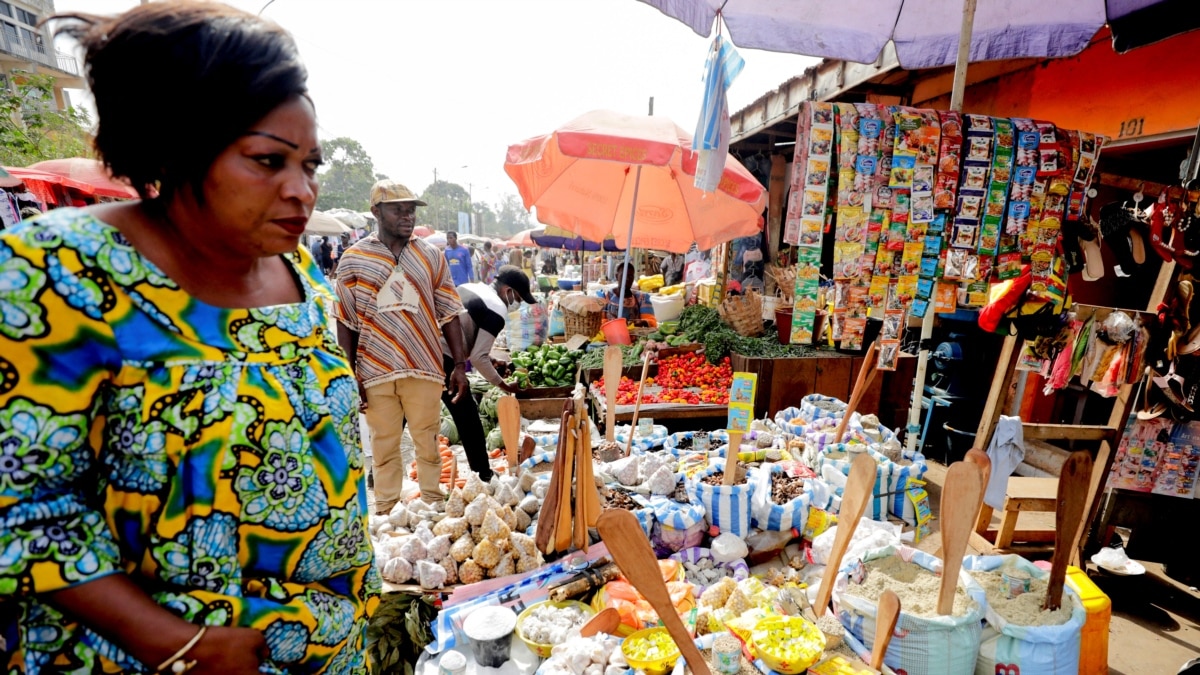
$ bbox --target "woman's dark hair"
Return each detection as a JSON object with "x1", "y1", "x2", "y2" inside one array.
[{"x1": 53, "y1": 1, "x2": 308, "y2": 201}]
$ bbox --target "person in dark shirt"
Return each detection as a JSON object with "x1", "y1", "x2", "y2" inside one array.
[{"x1": 435, "y1": 265, "x2": 537, "y2": 479}]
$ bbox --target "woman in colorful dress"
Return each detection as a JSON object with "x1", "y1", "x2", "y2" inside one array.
[{"x1": 0, "y1": 2, "x2": 377, "y2": 673}]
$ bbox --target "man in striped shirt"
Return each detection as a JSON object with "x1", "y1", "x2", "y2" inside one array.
[{"x1": 335, "y1": 180, "x2": 469, "y2": 512}]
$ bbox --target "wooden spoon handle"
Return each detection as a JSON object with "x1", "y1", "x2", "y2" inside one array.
[
  {"x1": 624, "y1": 350, "x2": 653, "y2": 457},
  {"x1": 814, "y1": 453, "x2": 877, "y2": 615},
  {"x1": 1046, "y1": 451, "x2": 1093, "y2": 610},
  {"x1": 871, "y1": 589, "x2": 900, "y2": 670},
  {"x1": 938, "y1": 461, "x2": 982, "y2": 615},
  {"x1": 834, "y1": 341, "x2": 879, "y2": 443},
  {"x1": 597, "y1": 510, "x2": 711, "y2": 675}
]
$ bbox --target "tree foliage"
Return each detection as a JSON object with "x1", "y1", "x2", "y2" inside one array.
[
  {"x1": 419, "y1": 180, "x2": 474, "y2": 233},
  {"x1": 493, "y1": 194, "x2": 533, "y2": 237},
  {"x1": 316, "y1": 137, "x2": 383, "y2": 212},
  {"x1": 0, "y1": 71, "x2": 93, "y2": 167}
]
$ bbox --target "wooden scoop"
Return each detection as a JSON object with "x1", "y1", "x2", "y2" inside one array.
[
  {"x1": 723, "y1": 430, "x2": 744, "y2": 486},
  {"x1": 937, "y1": 461, "x2": 983, "y2": 615},
  {"x1": 555, "y1": 416, "x2": 578, "y2": 553},
  {"x1": 814, "y1": 452, "x2": 877, "y2": 616},
  {"x1": 497, "y1": 395, "x2": 521, "y2": 468},
  {"x1": 1045, "y1": 451, "x2": 1093, "y2": 610},
  {"x1": 535, "y1": 407, "x2": 571, "y2": 554},
  {"x1": 871, "y1": 589, "x2": 900, "y2": 670},
  {"x1": 597, "y1": 509, "x2": 711, "y2": 675},
  {"x1": 624, "y1": 349, "x2": 654, "y2": 457},
  {"x1": 579, "y1": 607, "x2": 620, "y2": 637},
  {"x1": 603, "y1": 346, "x2": 622, "y2": 442},
  {"x1": 965, "y1": 447, "x2": 992, "y2": 528},
  {"x1": 834, "y1": 341, "x2": 879, "y2": 444}
]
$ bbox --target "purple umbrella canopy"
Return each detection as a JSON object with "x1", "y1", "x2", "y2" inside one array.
[{"x1": 639, "y1": 0, "x2": 1195, "y2": 68}]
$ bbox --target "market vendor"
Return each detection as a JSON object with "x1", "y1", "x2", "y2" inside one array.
[
  {"x1": 603, "y1": 262, "x2": 657, "y2": 327},
  {"x1": 436, "y1": 265, "x2": 538, "y2": 480}
]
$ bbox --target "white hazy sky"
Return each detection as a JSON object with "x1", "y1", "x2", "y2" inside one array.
[{"x1": 51, "y1": 0, "x2": 817, "y2": 210}]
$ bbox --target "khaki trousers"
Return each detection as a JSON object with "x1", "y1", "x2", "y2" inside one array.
[{"x1": 364, "y1": 377, "x2": 444, "y2": 512}]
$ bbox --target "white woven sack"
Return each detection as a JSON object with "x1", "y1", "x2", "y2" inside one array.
[
  {"x1": 964, "y1": 555, "x2": 1085, "y2": 675},
  {"x1": 687, "y1": 458, "x2": 755, "y2": 536},
  {"x1": 834, "y1": 545, "x2": 986, "y2": 675}
]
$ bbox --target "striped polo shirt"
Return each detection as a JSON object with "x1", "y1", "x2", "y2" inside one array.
[{"x1": 335, "y1": 233, "x2": 463, "y2": 387}]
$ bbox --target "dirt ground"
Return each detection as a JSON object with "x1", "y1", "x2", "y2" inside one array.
[{"x1": 917, "y1": 460, "x2": 1200, "y2": 673}]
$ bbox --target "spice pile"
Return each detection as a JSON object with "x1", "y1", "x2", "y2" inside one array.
[
  {"x1": 771, "y1": 474, "x2": 807, "y2": 505},
  {"x1": 843, "y1": 556, "x2": 977, "y2": 617},
  {"x1": 603, "y1": 486, "x2": 641, "y2": 511},
  {"x1": 971, "y1": 569, "x2": 1074, "y2": 627},
  {"x1": 700, "y1": 469, "x2": 746, "y2": 486}
]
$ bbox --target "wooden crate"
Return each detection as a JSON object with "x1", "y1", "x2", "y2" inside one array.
[
  {"x1": 516, "y1": 397, "x2": 572, "y2": 421},
  {"x1": 729, "y1": 351, "x2": 916, "y2": 429}
]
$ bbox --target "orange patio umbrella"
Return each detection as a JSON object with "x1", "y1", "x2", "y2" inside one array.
[{"x1": 503, "y1": 109, "x2": 766, "y2": 254}]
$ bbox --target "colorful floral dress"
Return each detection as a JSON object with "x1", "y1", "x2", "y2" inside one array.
[{"x1": 0, "y1": 209, "x2": 379, "y2": 674}]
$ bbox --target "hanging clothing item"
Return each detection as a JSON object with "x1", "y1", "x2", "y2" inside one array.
[
  {"x1": 1044, "y1": 325, "x2": 1077, "y2": 394},
  {"x1": 693, "y1": 33, "x2": 744, "y2": 192},
  {"x1": 985, "y1": 415, "x2": 1027, "y2": 510}
]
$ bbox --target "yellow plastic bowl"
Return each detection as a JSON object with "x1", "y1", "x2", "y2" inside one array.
[
  {"x1": 750, "y1": 615, "x2": 826, "y2": 674},
  {"x1": 515, "y1": 600, "x2": 595, "y2": 658},
  {"x1": 621, "y1": 626, "x2": 681, "y2": 675}
]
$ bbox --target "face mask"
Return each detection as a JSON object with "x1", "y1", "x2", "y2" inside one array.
[{"x1": 505, "y1": 291, "x2": 521, "y2": 312}]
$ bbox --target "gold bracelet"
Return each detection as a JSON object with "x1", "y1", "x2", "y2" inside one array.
[{"x1": 155, "y1": 625, "x2": 206, "y2": 674}]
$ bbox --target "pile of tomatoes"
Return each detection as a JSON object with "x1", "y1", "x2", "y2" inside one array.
[
  {"x1": 650, "y1": 354, "x2": 733, "y2": 391},
  {"x1": 595, "y1": 353, "x2": 733, "y2": 406}
]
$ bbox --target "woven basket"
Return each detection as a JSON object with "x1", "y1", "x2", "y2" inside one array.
[
  {"x1": 718, "y1": 289, "x2": 765, "y2": 337},
  {"x1": 562, "y1": 307, "x2": 603, "y2": 338}
]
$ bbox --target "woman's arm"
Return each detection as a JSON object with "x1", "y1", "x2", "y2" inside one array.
[{"x1": 49, "y1": 575, "x2": 267, "y2": 673}]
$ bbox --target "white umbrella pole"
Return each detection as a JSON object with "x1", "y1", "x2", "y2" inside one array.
[
  {"x1": 617, "y1": 165, "x2": 644, "y2": 321},
  {"x1": 905, "y1": 0, "x2": 976, "y2": 455}
]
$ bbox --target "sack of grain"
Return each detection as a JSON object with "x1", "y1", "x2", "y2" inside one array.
[
  {"x1": 749, "y1": 463, "x2": 817, "y2": 533},
  {"x1": 963, "y1": 555, "x2": 1086, "y2": 675},
  {"x1": 774, "y1": 405, "x2": 810, "y2": 435},
  {"x1": 833, "y1": 545, "x2": 986, "y2": 675},
  {"x1": 668, "y1": 546, "x2": 750, "y2": 599},
  {"x1": 647, "y1": 496, "x2": 707, "y2": 556},
  {"x1": 688, "y1": 459, "x2": 756, "y2": 537},
  {"x1": 800, "y1": 394, "x2": 848, "y2": 422},
  {"x1": 884, "y1": 449, "x2": 929, "y2": 525},
  {"x1": 614, "y1": 423, "x2": 669, "y2": 453},
  {"x1": 821, "y1": 444, "x2": 893, "y2": 520}
]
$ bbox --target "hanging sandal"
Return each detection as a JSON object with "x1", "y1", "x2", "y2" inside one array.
[
  {"x1": 1153, "y1": 361, "x2": 1194, "y2": 412},
  {"x1": 1137, "y1": 366, "x2": 1167, "y2": 420},
  {"x1": 1077, "y1": 217, "x2": 1105, "y2": 282}
]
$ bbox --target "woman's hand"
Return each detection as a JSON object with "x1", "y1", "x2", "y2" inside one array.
[{"x1": 189, "y1": 626, "x2": 269, "y2": 675}]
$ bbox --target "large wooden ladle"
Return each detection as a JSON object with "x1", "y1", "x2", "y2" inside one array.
[
  {"x1": 603, "y1": 346, "x2": 622, "y2": 442},
  {"x1": 813, "y1": 453, "x2": 878, "y2": 616},
  {"x1": 937, "y1": 461, "x2": 983, "y2": 615},
  {"x1": 871, "y1": 589, "x2": 900, "y2": 670},
  {"x1": 1045, "y1": 451, "x2": 1093, "y2": 610},
  {"x1": 597, "y1": 509, "x2": 711, "y2": 675},
  {"x1": 833, "y1": 341, "x2": 879, "y2": 444}
]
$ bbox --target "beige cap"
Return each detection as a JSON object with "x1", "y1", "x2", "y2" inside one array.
[{"x1": 370, "y1": 180, "x2": 427, "y2": 206}]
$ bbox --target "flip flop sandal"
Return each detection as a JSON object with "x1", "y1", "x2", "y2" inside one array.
[
  {"x1": 1078, "y1": 218, "x2": 1105, "y2": 282},
  {"x1": 1136, "y1": 366, "x2": 1167, "y2": 420},
  {"x1": 1153, "y1": 362, "x2": 1194, "y2": 412},
  {"x1": 1129, "y1": 226, "x2": 1147, "y2": 265},
  {"x1": 1099, "y1": 201, "x2": 1144, "y2": 276}
]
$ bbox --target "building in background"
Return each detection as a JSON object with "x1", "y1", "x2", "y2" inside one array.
[{"x1": 0, "y1": 0, "x2": 82, "y2": 110}]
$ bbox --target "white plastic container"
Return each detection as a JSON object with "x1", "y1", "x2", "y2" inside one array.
[{"x1": 651, "y1": 293, "x2": 685, "y2": 322}]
